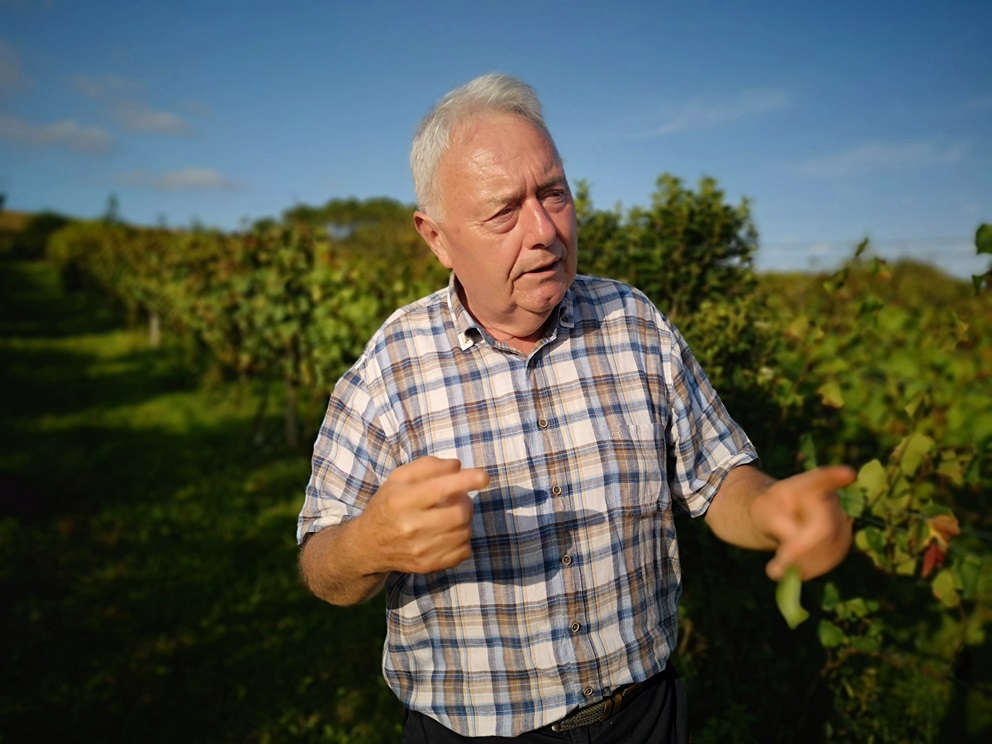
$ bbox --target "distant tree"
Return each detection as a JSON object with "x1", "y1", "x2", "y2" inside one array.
[
  {"x1": 13, "y1": 211, "x2": 73, "y2": 260},
  {"x1": 281, "y1": 196, "x2": 444, "y2": 290},
  {"x1": 974, "y1": 222, "x2": 991, "y2": 292},
  {"x1": 251, "y1": 216, "x2": 279, "y2": 232},
  {"x1": 282, "y1": 196, "x2": 415, "y2": 241},
  {"x1": 577, "y1": 174, "x2": 758, "y2": 318},
  {"x1": 103, "y1": 193, "x2": 121, "y2": 224}
]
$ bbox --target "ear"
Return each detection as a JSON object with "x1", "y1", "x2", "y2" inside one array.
[{"x1": 414, "y1": 211, "x2": 453, "y2": 270}]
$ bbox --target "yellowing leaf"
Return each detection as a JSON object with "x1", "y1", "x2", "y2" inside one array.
[
  {"x1": 785, "y1": 314, "x2": 823, "y2": 343},
  {"x1": 926, "y1": 514, "x2": 961, "y2": 548},
  {"x1": 921, "y1": 543, "x2": 946, "y2": 578},
  {"x1": 895, "y1": 557, "x2": 919, "y2": 577},
  {"x1": 818, "y1": 380, "x2": 844, "y2": 408},
  {"x1": 937, "y1": 450, "x2": 969, "y2": 486},
  {"x1": 932, "y1": 569, "x2": 960, "y2": 608},
  {"x1": 785, "y1": 314, "x2": 811, "y2": 341}
]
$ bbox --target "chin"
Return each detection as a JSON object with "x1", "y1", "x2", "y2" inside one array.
[{"x1": 530, "y1": 285, "x2": 569, "y2": 313}]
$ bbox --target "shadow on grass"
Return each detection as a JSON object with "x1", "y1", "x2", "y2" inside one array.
[
  {"x1": 2, "y1": 435, "x2": 402, "y2": 743},
  {"x1": 0, "y1": 260, "x2": 119, "y2": 338}
]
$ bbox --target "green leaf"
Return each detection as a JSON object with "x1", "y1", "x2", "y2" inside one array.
[
  {"x1": 820, "y1": 581, "x2": 841, "y2": 611},
  {"x1": 932, "y1": 569, "x2": 960, "y2": 608},
  {"x1": 856, "y1": 459, "x2": 888, "y2": 500},
  {"x1": 855, "y1": 526, "x2": 888, "y2": 570},
  {"x1": 776, "y1": 565, "x2": 810, "y2": 629},
  {"x1": 817, "y1": 380, "x2": 844, "y2": 408},
  {"x1": 850, "y1": 634, "x2": 881, "y2": 653},
  {"x1": 894, "y1": 431, "x2": 935, "y2": 477},
  {"x1": 894, "y1": 557, "x2": 918, "y2": 576},
  {"x1": 976, "y1": 223, "x2": 992, "y2": 255},
  {"x1": 798, "y1": 433, "x2": 818, "y2": 470},
  {"x1": 838, "y1": 485, "x2": 865, "y2": 518},
  {"x1": 823, "y1": 268, "x2": 848, "y2": 294},
  {"x1": 903, "y1": 389, "x2": 930, "y2": 420},
  {"x1": 954, "y1": 553, "x2": 984, "y2": 603},
  {"x1": 834, "y1": 597, "x2": 879, "y2": 620},
  {"x1": 857, "y1": 297, "x2": 885, "y2": 318},
  {"x1": 818, "y1": 619, "x2": 846, "y2": 648}
]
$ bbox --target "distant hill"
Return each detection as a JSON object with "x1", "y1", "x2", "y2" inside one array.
[{"x1": 0, "y1": 210, "x2": 31, "y2": 232}]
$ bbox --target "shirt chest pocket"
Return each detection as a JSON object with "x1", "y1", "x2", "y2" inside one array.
[{"x1": 587, "y1": 415, "x2": 667, "y2": 512}]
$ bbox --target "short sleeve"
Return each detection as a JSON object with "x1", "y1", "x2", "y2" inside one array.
[
  {"x1": 296, "y1": 368, "x2": 397, "y2": 544},
  {"x1": 663, "y1": 323, "x2": 758, "y2": 516}
]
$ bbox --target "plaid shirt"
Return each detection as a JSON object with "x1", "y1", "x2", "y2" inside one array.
[{"x1": 299, "y1": 274, "x2": 757, "y2": 737}]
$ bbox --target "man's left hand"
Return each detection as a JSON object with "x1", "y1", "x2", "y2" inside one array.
[{"x1": 751, "y1": 466, "x2": 856, "y2": 581}]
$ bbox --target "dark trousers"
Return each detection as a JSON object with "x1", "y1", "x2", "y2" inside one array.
[{"x1": 401, "y1": 665, "x2": 688, "y2": 743}]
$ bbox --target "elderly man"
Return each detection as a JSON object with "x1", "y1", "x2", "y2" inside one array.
[{"x1": 297, "y1": 73, "x2": 853, "y2": 742}]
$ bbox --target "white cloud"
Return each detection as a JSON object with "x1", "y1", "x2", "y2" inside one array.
[
  {"x1": 71, "y1": 72, "x2": 192, "y2": 134},
  {"x1": 639, "y1": 88, "x2": 790, "y2": 137},
  {"x1": 793, "y1": 140, "x2": 968, "y2": 177},
  {"x1": 0, "y1": 113, "x2": 112, "y2": 152},
  {"x1": 114, "y1": 102, "x2": 191, "y2": 134},
  {"x1": 71, "y1": 72, "x2": 143, "y2": 100},
  {"x1": 121, "y1": 167, "x2": 240, "y2": 192},
  {"x1": 950, "y1": 93, "x2": 992, "y2": 114}
]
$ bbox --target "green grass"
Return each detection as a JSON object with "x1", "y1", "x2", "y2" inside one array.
[{"x1": 0, "y1": 262, "x2": 402, "y2": 743}]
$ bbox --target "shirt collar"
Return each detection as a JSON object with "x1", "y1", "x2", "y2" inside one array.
[{"x1": 446, "y1": 273, "x2": 575, "y2": 351}]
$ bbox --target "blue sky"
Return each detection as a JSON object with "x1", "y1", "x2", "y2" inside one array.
[{"x1": 1, "y1": 0, "x2": 990, "y2": 276}]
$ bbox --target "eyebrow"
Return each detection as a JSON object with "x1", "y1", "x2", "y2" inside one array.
[{"x1": 486, "y1": 173, "x2": 569, "y2": 210}]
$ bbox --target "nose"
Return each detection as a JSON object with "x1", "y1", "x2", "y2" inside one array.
[{"x1": 523, "y1": 198, "x2": 557, "y2": 248}]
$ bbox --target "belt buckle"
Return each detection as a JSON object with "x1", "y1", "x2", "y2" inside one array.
[{"x1": 550, "y1": 685, "x2": 631, "y2": 732}]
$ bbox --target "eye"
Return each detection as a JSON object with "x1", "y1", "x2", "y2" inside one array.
[{"x1": 489, "y1": 205, "x2": 515, "y2": 223}]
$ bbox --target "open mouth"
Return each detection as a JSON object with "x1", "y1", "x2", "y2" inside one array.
[{"x1": 526, "y1": 258, "x2": 561, "y2": 275}]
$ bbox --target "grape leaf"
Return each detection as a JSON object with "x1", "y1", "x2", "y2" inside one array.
[{"x1": 817, "y1": 380, "x2": 844, "y2": 408}]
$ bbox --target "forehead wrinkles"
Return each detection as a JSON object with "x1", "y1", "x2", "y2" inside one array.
[{"x1": 443, "y1": 116, "x2": 564, "y2": 201}]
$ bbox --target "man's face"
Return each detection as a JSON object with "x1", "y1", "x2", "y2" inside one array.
[{"x1": 415, "y1": 113, "x2": 578, "y2": 343}]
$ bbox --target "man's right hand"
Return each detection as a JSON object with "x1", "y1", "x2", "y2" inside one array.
[{"x1": 357, "y1": 456, "x2": 489, "y2": 575}]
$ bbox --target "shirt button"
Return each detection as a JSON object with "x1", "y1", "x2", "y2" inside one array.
[
  {"x1": 583, "y1": 686, "x2": 594, "y2": 697},
  {"x1": 570, "y1": 621, "x2": 581, "y2": 633},
  {"x1": 538, "y1": 418, "x2": 549, "y2": 429},
  {"x1": 551, "y1": 484, "x2": 562, "y2": 496},
  {"x1": 561, "y1": 554, "x2": 572, "y2": 566}
]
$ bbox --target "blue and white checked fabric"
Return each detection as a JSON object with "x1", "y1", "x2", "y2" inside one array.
[{"x1": 298, "y1": 273, "x2": 757, "y2": 737}]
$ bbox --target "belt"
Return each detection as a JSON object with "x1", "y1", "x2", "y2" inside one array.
[{"x1": 550, "y1": 680, "x2": 647, "y2": 732}]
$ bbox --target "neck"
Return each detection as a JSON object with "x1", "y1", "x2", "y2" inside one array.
[
  {"x1": 488, "y1": 327, "x2": 543, "y2": 354},
  {"x1": 457, "y1": 285, "x2": 552, "y2": 354}
]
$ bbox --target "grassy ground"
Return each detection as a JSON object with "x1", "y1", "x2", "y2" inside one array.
[{"x1": 0, "y1": 261, "x2": 402, "y2": 743}]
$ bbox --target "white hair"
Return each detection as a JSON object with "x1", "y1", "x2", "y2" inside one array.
[{"x1": 410, "y1": 73, "x2": 555, "y2": 218}]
